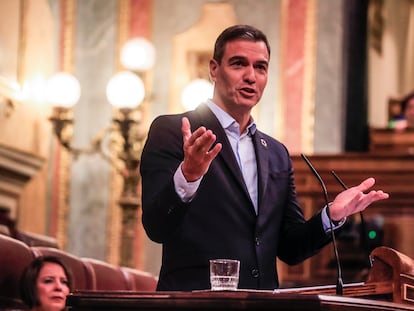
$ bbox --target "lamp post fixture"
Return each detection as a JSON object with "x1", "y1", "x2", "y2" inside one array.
[
  {"x1": 47, "y1": 37, "x2": 155, "y2": 268},
  {"x1": 112, "y1": 107, "x2": 144, "y2": 268},
  {"x1": 48, "y1": 70, "x2": 147, "y2": 267},
  {"x1": 46, "y1": 72, "x2": 93, "y2": 157},
  {"x1": 106, "y1": 71, "x2": 147, "y2": 268}
]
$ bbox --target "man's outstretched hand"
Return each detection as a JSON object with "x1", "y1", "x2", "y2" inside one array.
[
  {"x1": 329, "y1": 177, "x2": 389, "y2": 221},
  {"x1": 180, "y1": 117, "x2": 222, "y2": 182}
]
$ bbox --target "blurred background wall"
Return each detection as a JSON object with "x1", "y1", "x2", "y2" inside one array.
[{"x1": 0, "y1": 0, "x2": 412, "y2": 279}]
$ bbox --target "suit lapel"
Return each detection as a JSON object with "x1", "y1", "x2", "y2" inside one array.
[
  {"x1": 252, "y1": 131, "x2": 270, "y2": 211},
  {"x1": 193, "y1": 104, "x2": 252, "y2": 203}
]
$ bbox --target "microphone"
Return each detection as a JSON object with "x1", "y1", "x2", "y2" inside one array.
[
  {"x1": 300, "y1": 154, "x2": 343, "y2": 295},
  {"x1": 331, "y1": 170, "x2": 373, "y2": 268}
]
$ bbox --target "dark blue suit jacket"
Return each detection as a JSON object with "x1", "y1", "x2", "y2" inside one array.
[{"x1": 140, "y1": 104, "x2": 331, "y2": 291}]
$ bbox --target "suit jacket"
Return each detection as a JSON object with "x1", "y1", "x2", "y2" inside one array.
[{"x1": 140, "y1": 103, "x2": 331, "y2": 291}]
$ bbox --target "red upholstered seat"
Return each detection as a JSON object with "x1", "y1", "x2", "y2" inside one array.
[
  {"x1": 121, "y1": 266, "x2": 158, "y2": 291},
  {"x1": 82, "y1": 257, "x2": 130, "y2": 290},
  {"x1": 0, "y1": 234, "x2": 158, "y2": 310},
  {"x1": 0, "y1": 234, "x2": 34, "y2": 309}
]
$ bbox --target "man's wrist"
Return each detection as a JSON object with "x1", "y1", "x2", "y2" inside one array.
[
  {"x1": 326, "y1": 203, "x2": 346, "y2": 227},
  {"x1": 322, "y1": 205, "x2": 347, "y2": 232},
  {"x1": 331, "y1": 217, "x2": 347, "y2": 227},
  {"x1": 181, "y1": 164, "x2": 201, "y2": 182},
  {"x1": 174, "y1": 162, "x2": 202, "y2": 202}
]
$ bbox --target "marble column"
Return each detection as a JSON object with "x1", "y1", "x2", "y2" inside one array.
[{"x1": 67, "y1": 0, "x2": 117, "y2": 260}]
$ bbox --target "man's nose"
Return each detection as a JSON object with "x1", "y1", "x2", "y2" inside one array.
[{"x1": 243, "y1": 66, "x2": 256, "y2": 83}]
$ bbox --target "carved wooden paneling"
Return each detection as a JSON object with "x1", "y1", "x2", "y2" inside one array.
[
  {"x1": 278, "y1": 153, "x2": 414, "y2": 287},
  {"x1": 370, "y1": 128, "x2": 414, "y2": 154},
  {"x1": 0, "y1": 143, "x2": 43, "y2": 218}
]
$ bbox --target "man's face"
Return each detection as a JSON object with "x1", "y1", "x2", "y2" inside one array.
[{"x1": 209, "y1": 39, "x2": 269, "y2": 116}]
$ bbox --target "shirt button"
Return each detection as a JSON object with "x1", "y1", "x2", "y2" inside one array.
[
  {"x1": 251, "y1": 269, "x2": 259, "y2": 278},
  {"x1": 255, "y1": 237, "x2": 260, "y2": 246}
]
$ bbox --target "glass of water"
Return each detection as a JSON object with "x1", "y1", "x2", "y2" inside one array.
[{"x1": 209, "y1": 259, "x2": 240, "y2": 291}]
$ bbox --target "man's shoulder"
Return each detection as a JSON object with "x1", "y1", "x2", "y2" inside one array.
[
  {"x1": 150, "y1": 111, "x2": 191, "y2": 127},
  {"x1": 149, "y1": 105, "x2": 209, "y2": 129}
]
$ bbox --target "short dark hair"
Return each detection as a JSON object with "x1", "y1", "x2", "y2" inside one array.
[
  {"x1": 213, "y1": 24, "x2": 271, "y2": 64},
  {"x1": 19, "y1": 256, "x2": 73, "y2": 309}
]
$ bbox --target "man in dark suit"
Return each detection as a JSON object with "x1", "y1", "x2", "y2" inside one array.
[{"x1": 140, "y1": 25, "x2": 389, "y2": 291}]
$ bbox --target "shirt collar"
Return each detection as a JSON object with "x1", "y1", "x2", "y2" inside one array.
[{"x1": 206, "y1": 100, "x2": 257, "y2": 136}]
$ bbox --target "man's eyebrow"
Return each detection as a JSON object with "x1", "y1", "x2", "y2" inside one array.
[
  {"x1": 227, "y1": 55, "x2": 247, "y2": 62},
  {"x1": 227, "y1": 55, "x2": 269, "y2": 65},
  {"x1": 256, "y1": 59, "x2": 269, "y2": 66}
]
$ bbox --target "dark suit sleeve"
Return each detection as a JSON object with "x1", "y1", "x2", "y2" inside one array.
[
  {"x1": 140, "y1": 115, "x2": 191, "y2": 243},
  {"x1": 275, "y1": 153, "x2": 332, "y2": 265}
]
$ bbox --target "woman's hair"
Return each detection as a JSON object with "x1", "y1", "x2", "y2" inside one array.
[
  {"x1": 401, "y1": 90, "x2": 414, "y2": 114},
  {"x1": 19, "y1": 256, "x2": 73, "y2": 309},
  {"x1": 213, "y1": 24, "x2": 271, "y2": 64}
]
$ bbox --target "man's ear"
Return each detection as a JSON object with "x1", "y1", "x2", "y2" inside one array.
[{"x1": 209, "y1": 59, "x2": 218, "y2": 82}]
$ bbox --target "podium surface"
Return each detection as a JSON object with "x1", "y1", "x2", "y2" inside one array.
[
  {"x1": 66, "y1": 247, "x2": 414, "y2": 311},
  {"x1": 66, "y1": 290, "x2": 414, "y2": 311}
]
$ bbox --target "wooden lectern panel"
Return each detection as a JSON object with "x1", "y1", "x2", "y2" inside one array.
[
  {"x1": 65, "y1": 150, "x2": 414, "y2": 311},
  {"x1": 66, "y1": 290, "x2": 414, "y2": 311},
  {"x1": 280, "y1": 153, "x2": 414, "y2": 288},
  {"x1": 369, "y1": 128, "x2": 414, "y2": 154},
  {"x1": 367, "y1": 247, "x2": 414, "y2": 304},
  {"x1": 66, "y1": 246, "x2": 414, "y2": 311},
  {"x1": 279, "y1": 247, "x2": 414, "y2": 305}
]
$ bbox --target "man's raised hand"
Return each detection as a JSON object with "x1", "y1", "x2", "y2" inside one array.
[{"x1": 181, "y1": 117, "x2": 222, "y2": 182}]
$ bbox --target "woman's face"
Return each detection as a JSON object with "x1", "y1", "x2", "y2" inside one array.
[
  {"x1": 405, "y1": 98, "x2": 414, "y2": 124},
  {"x1": 35, "y1": 262, "x2": 70, "y2": 311}
]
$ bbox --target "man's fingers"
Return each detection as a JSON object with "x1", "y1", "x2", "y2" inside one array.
[
  {"x1": 207, "y1": 143, "x2": 222, "y2": 160},
  {"x1": 331, "y1": 176, "x2": 390, "y2": 219},
  {"x1": 182, "y1": 117, "x2": 209, "y2": 147},
  {"x1": 181, "y1": 117, "x2": 221, "y2": 161},
  {"x1": 181, "y1": 117, "x2": 192, "y2": 141},
  {"x1": 356, "y1": 177, "x2": 375, "y2": 193}
]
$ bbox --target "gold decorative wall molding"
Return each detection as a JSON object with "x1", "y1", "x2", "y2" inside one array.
[
  {"x1": 54, "y1": 0, "x2": 77, "y2": 249},
  {"x1": 61, "y1": 0, "x2": 76, "y2": 73},
  {"x1": 104, "y1": 0, "x2": 131, "y2": 268},
  {"x1": 116, "y1": 0, "x2": 130, "y2": 71},
  {"x1": 301, "y1": 0, "x2": 317, "y2": 154},
  {"x1": 105, "y1": 0, "x2": 154, "y2": 269},
  {"x1": 17, "y1": 0, "x2": 26, "y2": 84},
  {"x1": 0, "y1": 144, "x2": 44, "y2": 219}
]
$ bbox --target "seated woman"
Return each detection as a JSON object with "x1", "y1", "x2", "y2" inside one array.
[
  {"x1": 19, "y1": 256, "x2": 72, "y2": 311},
  {"x1": 390, "y1": 91, "x2": 414, "y2": 131}
]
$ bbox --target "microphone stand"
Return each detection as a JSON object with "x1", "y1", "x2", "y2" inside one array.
[
  {"x1": 331, "y1": 170, "x2": 373, "y2": 268},
  {"x1": 301, "y1": 154, "x2": 344, "y2": 295}
]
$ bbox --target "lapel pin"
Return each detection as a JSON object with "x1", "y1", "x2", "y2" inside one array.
[{"x1": 260, "y1": 138, "x2": 267, "y2": 148}]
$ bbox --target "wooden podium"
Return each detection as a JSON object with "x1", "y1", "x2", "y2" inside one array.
[
  {"x1": 65, "y1": 291, "x2": 414, "y2": 311},
  {"x1": 282, "y1": 152, "x2": 414, "y2": 287},
  {"x1": 66, "y1": 149, "x2": 414, "y2": 310},
  {"x1": 66, "y1": 247, "x2": 414, "y2": 311},
  {"x1": 369, "y1": 128, "x2": 414, "y2": 154}
]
